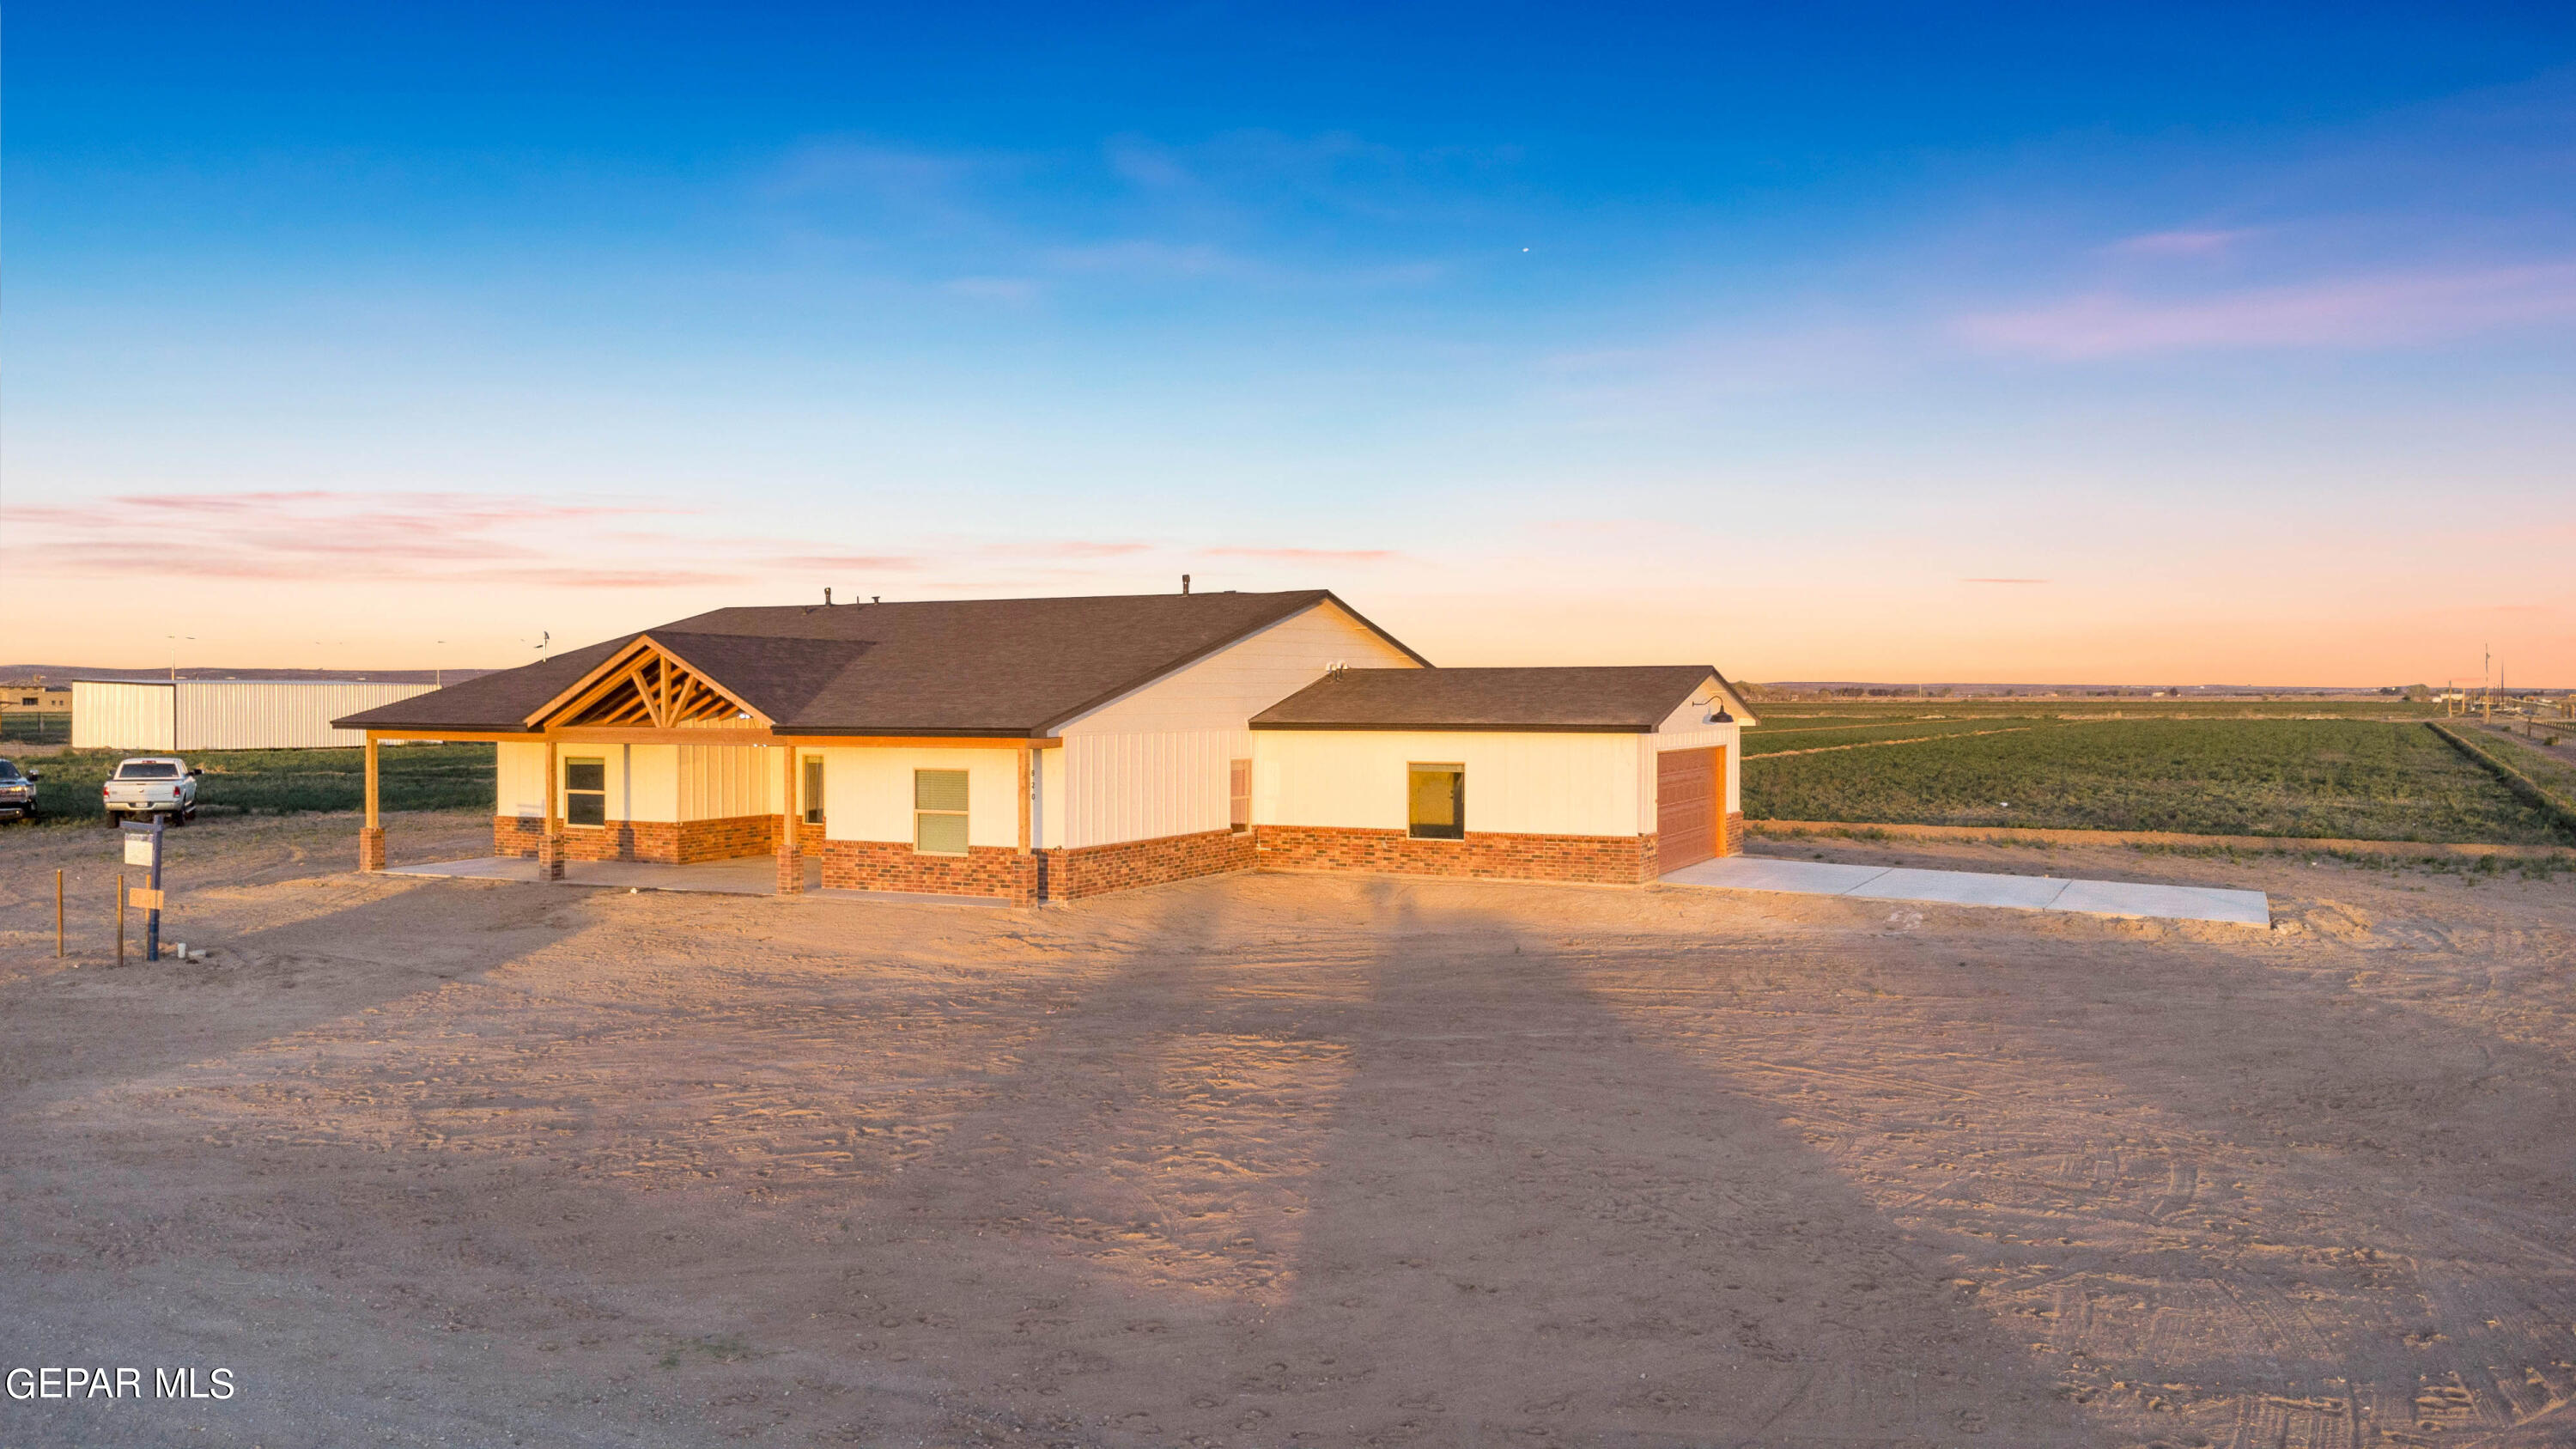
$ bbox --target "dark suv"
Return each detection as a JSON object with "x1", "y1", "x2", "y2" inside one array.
[{"x1": 0, "y1": 758, "x2": 39, "y2": 822}]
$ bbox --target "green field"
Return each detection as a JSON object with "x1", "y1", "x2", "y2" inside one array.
[
  {"x1": 1743, "y1": 717, "x2": 2038, "y2": 757},
  {"x1": 1742, "y1": 717, "x2": 2573, "y2": 844},
  {"x1": 0, "y1": 744, "x2": 495, "y2": 826},
  {"x1": 1748, "y1": 697, "x2": 2445, "y2": 722}
]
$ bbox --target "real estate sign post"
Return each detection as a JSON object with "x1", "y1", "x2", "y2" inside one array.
[{"x1": 121, "y1": 820, "x2": 166, "y2": 962}]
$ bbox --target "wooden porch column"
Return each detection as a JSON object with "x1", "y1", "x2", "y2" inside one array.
[
  {"x1": 359, "y1": 734, "x2": 386, "y2": 872},
  {"x1": 1017, "y1": 744, "x2": 1031, "y2": 855},
  {"x1": 538, "y1": 738, "x2": 563, "y2": 880},
  {"x1": 775, "y1": 745, "x2": 804, "y2": 895},
  {"x1": 1016, "y1": 741, "x2": 1038, "y2": 906}
]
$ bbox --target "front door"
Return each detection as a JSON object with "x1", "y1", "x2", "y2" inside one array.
[{"x1": 1656, "y1": 747, "x2": 1718, "y2": 873}]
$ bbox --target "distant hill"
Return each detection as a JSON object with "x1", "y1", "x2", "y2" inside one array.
[{"x1": 0, "y1": 666, "x2": 495, "y2": 686}]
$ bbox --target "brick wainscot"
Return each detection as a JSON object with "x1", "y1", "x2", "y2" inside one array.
[
  {"x1": 818, "y1": 842, "x2": 1042, "y2": 904},
  {"x1": 1044, "y1": 828, "x2": 1257, "y2": 901},
  {"x1": 1254, "y1": 825, "x2": 1659, "y2": 886},
  {"x1": 493, "y1": 814, "x2": 781, "y2": 865}
]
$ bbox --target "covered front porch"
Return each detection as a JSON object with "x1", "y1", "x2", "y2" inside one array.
[{"x1": 355, "y1": 634, "x2": 1051, "y2": 904}]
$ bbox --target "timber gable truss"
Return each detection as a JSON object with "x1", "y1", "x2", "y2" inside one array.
[{"x1": 524, "y1": 636, "x2": 771, "y2": 732}]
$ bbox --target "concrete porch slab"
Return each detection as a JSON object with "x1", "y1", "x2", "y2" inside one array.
[
  {"x1": 1844, "y1": 866, "x2": 2072, "y2": 910},
  {"x1": 1660, "y1": 854, "x2": 2268, "y2": 926},
  {"x1": 2047, "y1": 877, "x2": 2272, "y2": 926},
  {"x1": 387, "y1": 855, "x2": 819, "y2": 896},
  {"x1": 1668, "y1": 857, "x2": 1894, "y2": 894}
]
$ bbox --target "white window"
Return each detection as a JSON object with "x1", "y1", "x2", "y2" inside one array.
[
  {"x1": 564, "y1": 758, "x2": 607, "y2": 827},
  {"x1": 802, "y1": 757, "x2": 825, "y2": 825},
  {"x1": 1230, "y1": 758, "x2": 1252, "y2": 832},
  {"x1": 914, "y1": 769, "x2": 969, "y2": 855}
]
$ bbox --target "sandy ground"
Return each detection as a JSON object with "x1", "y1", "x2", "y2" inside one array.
[{"x1": 3, "y1": 813, "x2": 2573, "y2": 1448}]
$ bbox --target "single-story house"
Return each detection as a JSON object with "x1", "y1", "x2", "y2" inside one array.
[{"x1": 335, "y1": 588, "x2": 1755, "y2": 904}]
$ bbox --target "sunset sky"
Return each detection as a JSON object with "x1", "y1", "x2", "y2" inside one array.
[{"x1": 7, "y1": 3, "x2": 2573, "y2": 685}]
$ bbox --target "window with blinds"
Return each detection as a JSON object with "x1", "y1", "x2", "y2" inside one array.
[
  {"x1": 1230, "y1": 758, "x2": 1252, "y2": 832},
  {"x1": 914, "y1": 769, "x2": 969, "y2": 855}
]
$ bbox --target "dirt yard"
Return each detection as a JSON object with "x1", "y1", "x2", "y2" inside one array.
[{"x1": 3, "y1": 814, "x2": 2573, "y2": 1448}]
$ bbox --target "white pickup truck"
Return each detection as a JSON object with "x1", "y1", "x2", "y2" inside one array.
[{"x1": 102, "y1": 757, "x2": 201, "y2": 825}]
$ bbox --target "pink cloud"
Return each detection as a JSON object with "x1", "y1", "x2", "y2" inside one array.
[
  {"x1": 1958, "y1": 262, "x2": 2576, "y2": 357},
  {"x1": 980, "y1": 540, "x2": 1152, "y2": 559},
  {"x1": 1205, "y1": 546, "x2": 1400, "y2": 563},
  {"x1": 769, "y1": 553, "x2": 931, "y2": 570},
  {"x1": 480, "y1": 568, "x2": 752, "y2": 590},
  {"x1": 0, "y1": 490, "x2": 749, "y2": 587},
  {"x1": 2107, "y1": 228, "x2": 2261, "y2": 258}
]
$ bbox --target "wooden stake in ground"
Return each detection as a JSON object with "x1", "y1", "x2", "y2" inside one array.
[
  {"x1": 116, "y1": 874, "x2": 126, "y2": 967},
  {"x1": 57, "y1": 868, "x2": 65, "y2": 956}
]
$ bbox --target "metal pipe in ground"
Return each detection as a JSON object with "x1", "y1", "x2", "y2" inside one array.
[{"x1": 145, "y1": 818, "x2": 164, "y2": 963}]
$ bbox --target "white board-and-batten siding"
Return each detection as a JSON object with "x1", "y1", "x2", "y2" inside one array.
[
  {"x1": 1047, "y1": 600, "x2": 1420, "y2": 849},
  {"x1": 812, "y1": 746, "x2": 1022, "y2": 849},
  {"x1": 498, "y1": 740, "x2": 773, "y2": 821},
  {"x1": 72, "y1": 679, "x2": 434, "y2": 751},
  {"x1": 1254, "y1": 729, "x2": 1645, "y2": 837}
]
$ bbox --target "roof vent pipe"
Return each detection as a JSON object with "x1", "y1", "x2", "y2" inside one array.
[
  {"x1": 1182, "y1": 574, "x2": 1191, "y2": 595},
  {"x1": 824, "y1": 588, "x2": 833, "y2": 606}
]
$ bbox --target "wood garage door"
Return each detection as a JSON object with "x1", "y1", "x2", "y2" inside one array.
[{"x1": 1656, "y1": 747, "x2": 1719, "y2": 874}]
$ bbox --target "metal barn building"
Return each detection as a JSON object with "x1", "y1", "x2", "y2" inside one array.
[{"x1": 72, "y1": 679, "x2": 439, "y2": 751}]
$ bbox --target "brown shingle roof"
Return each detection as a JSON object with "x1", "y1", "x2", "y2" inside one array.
[
  {"x1": 1250, "y1": 666, "x2": 1727, "y2": 733},
  {"x1": 337, "y1": 633, "x2": 642, "y2": 732},
  {"x1": 335, "y1": 590, "x2": 1425, "y2": 736}
]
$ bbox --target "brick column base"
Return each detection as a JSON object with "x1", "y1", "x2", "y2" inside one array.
[
  {"x1": 776, "y1": 837, "x2": 805, "y2": 895},
  {"x1": 359, "y1": 826, "x2": 386, "y2": 872},
  {"x1": 538, "y1": 831, "x2": 566, "y2": 881}
]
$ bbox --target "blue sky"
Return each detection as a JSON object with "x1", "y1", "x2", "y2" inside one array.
[{"x1": 8, "y1": 3, "x2": 2573, "y2": 683}]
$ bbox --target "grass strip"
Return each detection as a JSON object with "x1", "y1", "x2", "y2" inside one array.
[
  {"x1": 2426, "y1": 722, "x2": 2576, "y2": 837},
  {"x1": 14, "y1": 744, "x2": 495, "y2": 825},
  {"x1": 1747, "y1": 819, "x2": 2573, "y2": 880},
  {"x1": 1747, "y1": 818, "x2": 2576, "y2": 858}
]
